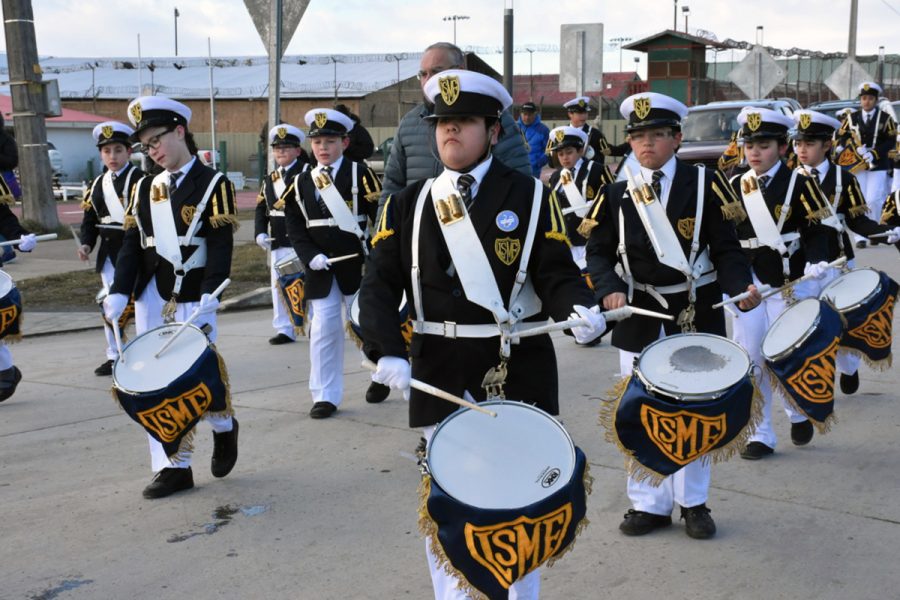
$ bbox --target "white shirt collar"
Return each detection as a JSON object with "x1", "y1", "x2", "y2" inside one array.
[
  {"x1": 113, "y1": 164, "x2": 130, "y2": 178},
  {"x1": 444, "y1": 156, "x2": 493, "y2": 200},
  {"x1": 802, "y1": 159, "x2": 829, "y2": 181},
  {"x1": 318, "y1": 155, "x2": 344, "y2": 174},
  {"x1": 758, "y1": 160, "x2": 782, "y2": 180}
]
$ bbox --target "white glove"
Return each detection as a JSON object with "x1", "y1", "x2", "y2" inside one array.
[
  {"x1": 862, "y1": 151, "x2": 875, "y2": 163},
  {"x1": 372, "y1": 356, "x2": 411, "y2": 391},
  {"x1": 77, "y1": 244, "x2": 91, "y2": 261},
  {"x1": 804, "y1": 261, "x2": 831, "y2": 279},
  {"x1": 103, "y1": 293, "x2": 129, "y2": 322},
  {"x1": 886, "y1": 226, "x2": 900, "y2": 244},
  {"x1": 570, "y1": 304, "x2": 607, "y2": 345},
  {"x1": 18, "y1": 233, "x2": 37, "y2": 252},
  {"x1": 198, "y1": 293, "x2": 220, "y2": 315},
  {"x1": 255, "y1": 233, "x2": 271, "y2": 250},
  {"x1": 856, "y1": 144, "x2": 869, "y2": 156},
  {"x1": 309, "y1": 253, "x2": 331, "y2": 271}
]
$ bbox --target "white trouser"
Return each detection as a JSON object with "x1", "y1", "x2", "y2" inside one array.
[
  {"x1": 269, "y1": 246, "x2": 297, "y2": 339},
  {"x1": 892, "y1": 169, "x2": 900, "y2": 193},
  {"x1": 806, "y1": 263, "x2": 861, "y2": 376},
  {"x1": 728, "y1": 272, "x2": 815, "y2": 449},
  {"x1": 619, "y1": 346, "x2": 710, "y2": 514},
  {"x1": 308, "y1": 279, "x2": 353, "y2": 406},
  {"x1": 422, "y1": 426, "x2": 542, "y2": 600},
  {"x1": 100, "y1": 258, "x2": 119, "y2": 360},
  {"x1": 0, "y1": 343, "x2": 12, "y2": 370},
  {"x1": 854, "y1": 170, "x2": 890, "y2": 242},
  {"x1": 134, "y1": 277, "x2": 233, "y2": 472}
]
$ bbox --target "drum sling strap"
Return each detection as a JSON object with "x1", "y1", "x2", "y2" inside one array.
[
  {"x1": 147, "y1": 170, "x2": 222, "y2": 321},
  {"x1": 558, "y1": 163, "x2": 591, "y2": 217},
  {"x1": 410, "y1": 172, "x2": 543, "y2": 398},
  {"x1": 740, "y1": 169, "x2": 801, "y2": 288},
  {"x1": 306, "y1": 162, "x2": 369, "y2": 257},
  {"x1": 97, "y1": 167, "x2": 133, "y2": 224}
]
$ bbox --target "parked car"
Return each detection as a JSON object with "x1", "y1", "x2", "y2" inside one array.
[
  {"x1": 806, "y1": 99, "x2": 859, "y2": 119},
  {"x1": 47, "y1": 141, "x2": 63, "y2": 176},
  {"x1": 678, "y1": 99, "x2": 799, "y2": 169}
]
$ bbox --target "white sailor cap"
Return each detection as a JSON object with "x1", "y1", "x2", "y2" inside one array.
[
  {"x1": 620, "y1": 92, "x2": 688, "y2": 131},
  {"x1": 858, "y1": 81, "x2": 883, "y2": 97},
  {"x1": 92, "y1": 121, "x2": 134, "y2": 147},
  {"x1": 423, "y1": 70, "x2": 512, "y2": 120},
  {"x1": 127, "y1": 96, "x2": 191, "y2": 140},
  {"x1": 737, "y1": 107, "x2": 794, "y2": 140},
  {"x1": 792, "y1": 110, "x2": 842, "y2": 140},
  {"x1": 304, "y1": 108, "x2": 354, "y2": 137},
  {"x1": 564, "y1": 96, "x2": 593, "y2": 112},
  {"x1": 835, "y1": 107, "x2": 857, "y2": 119},
  {"x1": 547, "y1": 125, "x2": 588, "y2": 152},
  {"x1": 269, "y1": 123, "x2": 306, "y2": 146}
]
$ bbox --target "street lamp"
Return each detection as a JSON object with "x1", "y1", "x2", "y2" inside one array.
[
  {"x1": 611, "y1": 37, "x2": 632, "y2": 72},
  {"x1": 682, "y1": 6, "x2": 690, "y2": 33},
  {"x1": 526, "y1": 47, "x2": 535, "y2": 101},
  {"x1": 442, "y1": 15, "x2": 470, "y2": 45},
  {"x1": 673, "y1": 0, "x2": 678, "y2": 30},
  {"x1": 756, "y1": 25, "x2": 764, "y2": 45}
]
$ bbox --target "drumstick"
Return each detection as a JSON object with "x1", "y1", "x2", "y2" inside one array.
[
  {"x1": 326, "y1": 253, "x2": 359, "y2": 265},
  {"x1": 867, "y1": 232, "x2": 891, "y2": 239},
  {"x1": 112, "y1": 319, "x2": 125, "y2": 365},
  {"x1": 154, "y1": 278, "x2": 231, "y2": 358},
  {"x1": 360, "y1": 359, "x2": 497, "y2": 417},
  {"x1": 0, "y1": 233, "x2": 58, "y2": 248},
  {"x1": 511, "y1": 305, "x2": 674, "y2": 340},
  {"x1": 96, "y1": 223, "x2": 124, "y2": 230},
  {"x1": 713, "y1": 257, "x2": 847, "y2": 309},
  {"x1": 561, "y1": 205, "x2": 589, "y2": 216},
  {"x1": 712, "y1": 285, "x2": 773, "y2": 309}
]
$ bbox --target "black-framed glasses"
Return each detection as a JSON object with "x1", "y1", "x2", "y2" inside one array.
[{"x1": 138, "y1": 127, "x2": 176, "y2": 152}]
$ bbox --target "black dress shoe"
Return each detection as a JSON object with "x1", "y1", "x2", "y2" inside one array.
[
  {"x1": 791, "y1": 420, "x2": 814, "y2": 446},
  {"x1": 309, "y1": 401, "x2": 337, "y2": 419},
  {"x1": 681, "y1": 504, "x2": 716, "y2": 539},
  {"x1": 856, "y1": 240, "x2": 868, "y2": 249},
  {"x1": 619, "y1": 509, "x2": 672, "y2": 536},
  {"x1": 839, "y1": 371, "x2": 860, "y2": 395},
  {"x1": 365, "y1": 381, "x2": 391, "y2": 403},
  {"x1": 268, "y1": 333, "x2": 295, "y2": 345},
  {"x1": 211, "y1": 418, "x2": 239, "y2": 478},
  {"x1": 142, "y1": 467, "x2": 194, "y2": 499},
  {"x1": 740, "y1": 441, "x2": 774, "y2": 460},
  {"x1": 94, "y1": 359, "x2": 114, "y2": 376},
  {"x1": 0, "y1": 366, "x2": 22, "y2": 402}
]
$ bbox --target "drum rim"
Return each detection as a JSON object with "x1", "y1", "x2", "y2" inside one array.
[
  {"x1": 819, "y1": 268, "x2": 882, "y2": 313},
  {"x1": 634, "y1": 332, "x2": 751, "y2": 401},
  {"x1": 760, "y1": 297, "x2": 822, "y2": 362},
  {"x1": 425, "y1": 400, "x2": 577, "y2": 508},
  {"x1": 0, "y1": 269, "x2": 14, "y2": 296},
  {"x1": 112, "y1": 322, "x2": 212, "y2": 394}
]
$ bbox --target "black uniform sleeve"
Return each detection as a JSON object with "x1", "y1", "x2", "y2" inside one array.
[
  {"x1": 201, "y1": 177, "x2": 236, "y2": 295},
  {"x1": 110, "y1": 178, "x2": 147, "y2": 296},
  {"x1": 79, "y1": 179, "x2": 100, "y2": 250},
  {"x1": 584, "y1": 185, "x2": 629, "y2": 301},
  {"x1": 284, "y1": 174, "x2": 324, "y2": 265},
  {"x1": 254, "y1": 181, "x2": 269, "y2": 239}
]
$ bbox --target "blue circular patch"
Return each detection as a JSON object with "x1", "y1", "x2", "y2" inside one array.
[{"x1": 495, "y1": 210, "x2": 519, "y2": 232}]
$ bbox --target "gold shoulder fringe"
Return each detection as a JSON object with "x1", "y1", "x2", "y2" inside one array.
[
  {"x1": 80, "y1": 199, "x2": 93, "y2": 211},
  {"x1": 210, "y1": 214, "x2": 240, "y2": 230},
  {"x1": 764, "y1": 366, "x2": 835, "y2": 435},
  {"x1": 364, "y1": 191, "x2": 381, "y2": 203},
  {"x1": 123, "y1": 215, "x2": 137, "y2": 230},
  {"x1": 847, "y1": 204, "x2": 869, "y2": 218},
  {"x1": 807, "y1": 206, "x2": 833, "y2": 222},
  {"x1": 576, "y1": 218, "x2": 598, "y2": 238},
  {"x1": 273, "y1": 198, "x2": 286, "y2": 210},
  {"x1": 545, "y1": 230, "x2": 572, "y2": 247},
  {"x1": 3, "y1": 331, "x2": 23, "y2": 344},
  {"x1": 371, "y1": 228, "x2": 395, "y2": 246},
  {"x1": 0, "y1": 194, "x2": 15, "y2": 206},
  {"x1": 721, "y1": 201, "x2": 747, "y2": 224}
]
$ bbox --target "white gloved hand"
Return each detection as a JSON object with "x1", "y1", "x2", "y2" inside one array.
[
  {"x1": 372, "y1": 356, "x2": 411, "y2": 391},
  {"x1": 18, "y1": 233, "x2": 37, "y2": 252},
  {"x1": 309, "y1": 253, "x2": 331, "y2": 271},
  {"x1": 77, "y1": 244, "x2": 91, "y2": 261},
  {"x1": 198, "y1": 293, "x2": 220, "y2": 315},
  {"x1": 570, "y1": 304, "x2": 607, "y2": 345},
  {"x1": 862, "y1": 151, "x2": 875, "y2": 163},
  {"x1": 804, "y1": 261, "x2": 831, "y2": 279},
  {"x1": 856, "y1": 144, "x2": 869, "y2": 156},
  {"x1": 103, "y1": 293, "x2": 129, "y2": 322},
  {"x1": 886, "y1": 226, "x2": 900, "y2": 244},
  {"x1": 255, "y1": 233, "x2": 271, "y2": 250}
]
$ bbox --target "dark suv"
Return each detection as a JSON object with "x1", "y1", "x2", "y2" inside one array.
[{"x1": 677, "y1": 99, "x2": 800, "y2": 168}]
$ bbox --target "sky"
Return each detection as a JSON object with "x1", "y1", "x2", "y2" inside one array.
[{"x1": 1, "y1": 0, "x2": 899, "y2": 78}]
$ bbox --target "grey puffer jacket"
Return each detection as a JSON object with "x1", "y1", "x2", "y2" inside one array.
[{"x1": 379, "y1": 102, "x2": 531, "y2": 207}]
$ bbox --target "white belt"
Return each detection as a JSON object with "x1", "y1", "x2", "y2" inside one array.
[
  {"x1": 143, "y1": 236, "x2": 206, "y2": 248},
  {"x1": 740, "y1": 231, "x2": 800, "y2": 250},
  {"x1": 269, "y1": 210, "x2": 285, "y2": 217},
  {"x1": 412, "y1": 320, "x2": 546, "y2": 339},
  {"x1": 632, "y1": 271, "x2": 718, "y2": 307},
  {"x1": 308, "y1": 215, "x2": 368, "y2": 228},
  {"x1": 100, "y1": 216, "x2": 123, "y2": 225}
]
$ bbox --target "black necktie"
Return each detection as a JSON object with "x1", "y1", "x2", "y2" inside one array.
[
  {"x1": 278, "y1": 166, "x2": 286, "y2": 180},
  {"x1": 168, "y1": 172, "x2": 180, "y2": 195},
  {"x1": 810, "y1": 167, "x2": 820, "y2": 180},
  {"x1": 651, "y1": 170, "x2": 663, "y2": 199},
  {"x1": 757, "y1": 174, "x2": 770, "y2": 191},
  {"x1": 317, "y1": 166, "x2": 333, "y2": 214},
  {"x1": 457, "y1": 174, "x2": 476, "y2": 210}
]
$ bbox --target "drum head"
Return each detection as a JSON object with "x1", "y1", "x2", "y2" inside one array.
[
  {"x1": 427, "y1": 401, "x2": 576, "y2": 510},
  {"x1": 274, "y1": 250, "x2": 302, "y2": 276},
  {"x1": 349, "y1": 292, "x2": 361, "y2": 329},
  {"x1": 761, "y1": 298, "x2": 820, "y2": 360},
  {"x1": 819, "y1": 268, "x2": 881, "y2": 311},
  {"x1": 636, "y1": 333, "x2": 750, "y2": 400},
  {"x1": 0, "y1": 270, "x2": 14, "y2": 297},
  {"x1": 113, "y1": 324, "x2": 209, "y2": 393}
]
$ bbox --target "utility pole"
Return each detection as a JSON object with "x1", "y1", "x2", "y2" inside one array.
[
  {"x1": 267, "y1": 0, "x2": 282, "y2": 152},
  {"x1": 174, "y1": 7, "x2": 180, "y2": 56},
  {"x1": 848, "y1": 0, "x2": 858, "y2": 59},
  {"x1": 2, "y1": 0, "x2": 58, "y2": 229}
]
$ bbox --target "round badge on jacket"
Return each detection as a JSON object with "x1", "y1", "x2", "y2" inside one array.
[{"x1": 496, "y1": 210, "x2": 519, "y2": 232}]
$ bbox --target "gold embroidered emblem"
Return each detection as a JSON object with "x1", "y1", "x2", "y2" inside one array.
[
  {"x1": 276, "y1": 126, "x2": 287, "y2": 139},
  {"x1": 464, "y1": 504, "x2": 573, "y2": 590},
  {"x1": 634, "y1": 97, "x2": 651, "y2": 120},
  {"x1": 181, "y1": 205, "x2": 196, "y2": 225},
  {"x1": 285, "y1": 278, "x2": 305, "y2": 319},
  {"x1": 785, "y1": 337, "x2": 839, "y2": 403},
  {"x1": 586, "y1": 185, "x2": 595, "y2": 199},
  {"x1": 577, "y1": 99, "x2": 586, "y2": 109},
  {"x1": 799, "y1": 113, "x2": 812, "y2": 130},
  {"x1": 495, "y1": 237, "x2": 521, "y2": 265},
  {"x1": 129, "y1": 102, "x2": 142, "y2": 124},
  {"x1": 747, "y1": 112, "x2": 762, "y2": 132},
  {"x1": 863, "y1": 83, "x2": 871, "y2": 91},
  {"x1": 0, "y1": 304, "x2": 19, "y2": 332},
  {"x1": 640, "y1": 405, "x2": 727, "y2": 465},
  {"x1": 774, "y1": 204, "x2": 792, "y2": 221},
  {"x1": 137, "y1": 382, "x2": 213, "y2": 443},
  {"x1": 101, "y1": 125, "x2": 114, "y2": 139},
  {"x1": 677, "y1": 217, "x2": 695, "y2": 240},
  {"x1": 848, "y1": 294, "x2": 895, "y2": 349},
  {"x1": 555, "y1": 129, "x2": 565, "y2": 143},
  {"x1": 314, "y1": 112, "x2": 328, "y2": 128},
  {"x1": 438, "y1": 75, "x2": 461, "y2": 106}
]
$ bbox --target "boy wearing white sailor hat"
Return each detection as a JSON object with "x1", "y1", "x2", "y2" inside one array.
[
  {"x1": 283, "y1": 107, "x2": 382, "y2": 418},
  {"x1": 360, "y1": 69, "x2": 605, "y2": 599},
  {"x1": 255, "y1": 123, "x2": 310, "y2": 346},
  {"x1": 584, "y1": 91, "x2": 760, "y2": 539},
  {"x1": 563, "y1": 94, "x2": 623, "y2": 161},
  {"x1": 78, "y1": 121, "x2": 144, "y2": 376},
  {"x1": 104, "y1": 96, "x2": 240, "y2": 499}
]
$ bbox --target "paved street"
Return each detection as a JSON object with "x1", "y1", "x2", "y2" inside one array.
[{"x1": 0, "y1": 244, "x2": 898, "y2": 599}]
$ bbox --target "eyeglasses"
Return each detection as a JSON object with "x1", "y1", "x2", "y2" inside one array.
[
  {"x1": 139, "y1": 127, "x2": 176, "y2": 152},
  {"x1": 416, "y1": 66, "x2": 456, "y2": 81}
]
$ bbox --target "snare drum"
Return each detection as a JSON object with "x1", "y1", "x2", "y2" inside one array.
[
  {"x1": 761, "y1": 298, "x2": 844, "y2": 430},
  {"x1": 0, "y1": 270, "x2": 22, "y2": 341},
  {"x1": 112, "y1": 324, "x2": 231, "y2": 460},
  {"x1": 603, "y1": 333, "x2": 759, "y2": 483},
  {"x1": 819, "y1": 268, "x2": 898, "y2": 367},
  {"x1": 421, "y1": 401, "x2": 589, "y2": 599},
  {"x1": 347, "y1": 291, "x2": 413, "y2": 351},
  {"x1": 95, "y1": 287, "x2": 134, "y2": 334},
  {"x1": 273, "y1": 250, "x2": 306, "y2": 329}
]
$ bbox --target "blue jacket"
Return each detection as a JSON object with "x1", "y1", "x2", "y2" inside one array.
[{"x1": 517, "y1": 115, "x2": 550, "y2": 178}]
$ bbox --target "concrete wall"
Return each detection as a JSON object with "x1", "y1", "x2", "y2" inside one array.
[{"x1": 46, "y1": 124, "x2": 98, "y2": 183}]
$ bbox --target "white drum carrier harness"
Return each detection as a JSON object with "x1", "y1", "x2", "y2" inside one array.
[
  {"x1": 267, "y1": 164, "x2": 309, "y2": 218},
  {"x1": 410, "y1": 172, "x2": 544, "y2": 398},
  {"x1": 556, "y1": 162, "x2": 595, "y2": 219},
  {"x1": 136, "y1": 170, "x2": 223, "y2": 321},
  {"x1": 295, "y1": 163, "x2": 369, "y2": 256},
  {"x1": 93, "y1": 166, "x2": 136, "y2": 224},
  {"x1": 619, "y1": 165, "x2": 713, "y2": 331},
  {"x1": 739, "y1": 169, "x2": 802, "y2": 285}
]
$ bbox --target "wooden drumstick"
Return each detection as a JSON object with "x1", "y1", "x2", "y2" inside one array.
[
  {"x1": 154, "y1": 278, "x2": 231, "y2": 358},
  {"x1": 0, "y1": 233, "x2": 58, "y2": 248},
  {"x1": 361, "y1": 359, "x2": 497, "y2": 417},
  {"x1": 112, "y1": 319, "x2": 125, "y2": 365},
  {"x1": 511, "y1": 305, "x2": 674, "y2": 340},
  {"x1": 326, "y1": 253, "x2": 359, "y2": 265}
]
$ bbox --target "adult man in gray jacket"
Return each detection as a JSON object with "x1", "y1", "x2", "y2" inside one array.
[{"x1": 379, "y1": 42, "x2": 530, "y2": 208}]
